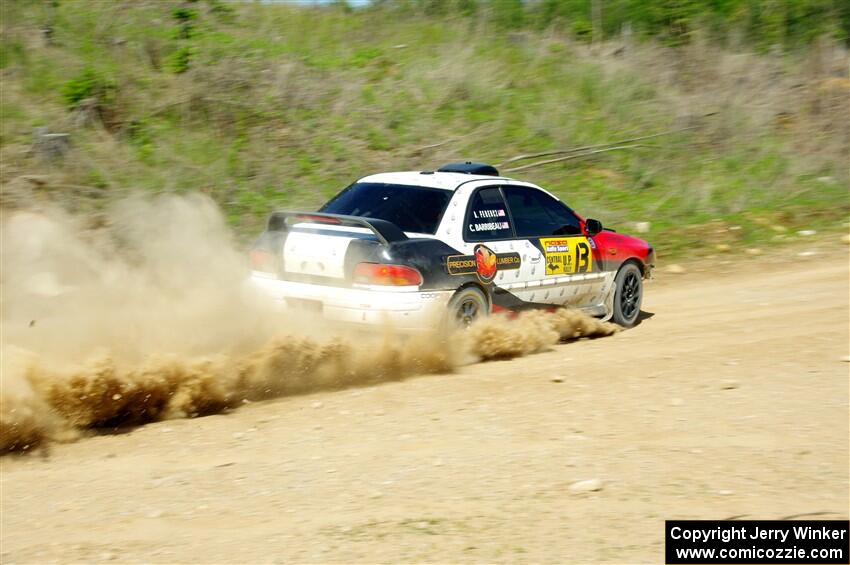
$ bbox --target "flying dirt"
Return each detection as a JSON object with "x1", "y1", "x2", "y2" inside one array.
[{"x1": 0, "y1": 194, "x2": 617, "y2": 453}]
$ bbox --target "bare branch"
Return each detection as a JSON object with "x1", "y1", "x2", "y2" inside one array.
[
  {"x1": 503, "y1": 144, "x2": 652, "y2": 173},
  {"x1": 408, "y1": 139, "x2": 456, "y2": 155},
  {"x1": 498, "y1": 125, "x2": 698, "y2": 167}
]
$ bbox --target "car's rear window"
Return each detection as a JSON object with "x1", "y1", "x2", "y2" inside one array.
[{"x1": 320, "y1": 182, "x2": 452, "y2": 235}]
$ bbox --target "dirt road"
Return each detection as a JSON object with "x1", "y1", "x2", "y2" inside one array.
[{"x1": 2, "y1": 248, "x2": 848, "y2": 564}]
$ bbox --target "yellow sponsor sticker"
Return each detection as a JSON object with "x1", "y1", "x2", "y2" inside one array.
[{"x1": 540, "y1": 237, "x2": 593, "y2": 275}]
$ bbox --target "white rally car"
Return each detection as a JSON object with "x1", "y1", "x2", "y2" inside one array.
[{"x1": 249, "y1": 162, "x2": 654, "y2": 330}]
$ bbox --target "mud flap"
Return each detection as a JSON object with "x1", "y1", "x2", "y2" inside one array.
[{"x1": 601, "y1": 272, "x2": 617, "y2": 322}]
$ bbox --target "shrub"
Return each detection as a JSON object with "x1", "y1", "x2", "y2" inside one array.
[
  {"x1": 491, "y1": 0, "x2": 524, "y2": 30},
  {"x1": 207, "y1": 0, "x2": 235, "y2": 20},
  {"x1": 571, "y1": 18, "x2": 593, "y2": 41},
  {"x1": 167, "y1": 46, "x2": 193, "y2": 74},
  {"x1": 61, "y1": 67, "x2": 113, "y2": 108},
  {"x1": 172, "y1": 7, "x2": 199, "y2": 40}
]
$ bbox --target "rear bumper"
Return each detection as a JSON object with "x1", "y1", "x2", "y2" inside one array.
[{"x1": 248, "y1": 272, "x2": 454, "y2": 331}]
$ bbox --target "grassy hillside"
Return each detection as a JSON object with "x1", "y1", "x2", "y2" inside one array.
[{"x1": 1, "y1": 0, "x2": 848, "y2": 256}]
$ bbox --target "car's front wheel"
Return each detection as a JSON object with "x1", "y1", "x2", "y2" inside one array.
[
  {"x1": 447, "y1": 286, "x2": 489, "y2": 329},
  {"x1": 611, "y1": 262, "x2": 643, "y2": 327}
]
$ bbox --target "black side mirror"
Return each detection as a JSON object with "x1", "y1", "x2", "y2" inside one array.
[{"x1": 585, "y1": 218, "x2": 603, "y2": 236}]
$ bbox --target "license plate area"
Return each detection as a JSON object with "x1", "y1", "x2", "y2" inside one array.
[{"x1": 284, "y1": 298, "x2": 323, "y2": 313}]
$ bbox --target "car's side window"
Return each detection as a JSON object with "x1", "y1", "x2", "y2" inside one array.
[
  {"x1": 464, "y1": 187, "x2": 513, "y2": 241},
  {"x1": 503, "y1": 186, "x2": 582, "y2": 238}
]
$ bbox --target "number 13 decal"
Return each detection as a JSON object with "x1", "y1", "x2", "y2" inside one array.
[{"x1": 576, "y1": 241, "x2": 591, "y2": 273}]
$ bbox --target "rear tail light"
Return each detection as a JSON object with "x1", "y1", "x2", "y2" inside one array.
[
  {"x1": 353, "y1": 263, "x2": 422, "y2": 287},
  {"x1": 249, "y1": 249, "x2": 278, "y2": 274},
  {"x1": 295, "y1": 214, "x2": 341, "y2": 224}
]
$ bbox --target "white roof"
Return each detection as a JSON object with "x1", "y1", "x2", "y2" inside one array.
[{"x1": 357, "y1": 171, "x2": 514, "y2": 191}]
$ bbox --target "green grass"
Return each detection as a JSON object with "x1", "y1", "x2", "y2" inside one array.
[{"x1": 0, "y1": 1, "x2": 847, "y2": 256}]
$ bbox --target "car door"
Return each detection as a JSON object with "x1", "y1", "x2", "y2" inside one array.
[
  {"x1": 501, "y1": 185, "x2": 608, "y2": 310},
  {"x1": 451, "y1": 185, "x2": 543, "y2": 307}
]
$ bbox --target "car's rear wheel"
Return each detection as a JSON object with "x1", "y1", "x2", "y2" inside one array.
[
  {"x1": 611, "y1": 262, "x2": 643, "y2": 327},
  {"x1": 447, "y1": 286, "x2": 489, "y2": 329}
]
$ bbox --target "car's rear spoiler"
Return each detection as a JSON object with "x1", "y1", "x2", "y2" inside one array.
[{"x1": 266, "y1": 211, "x2": 408, "y2": 245}]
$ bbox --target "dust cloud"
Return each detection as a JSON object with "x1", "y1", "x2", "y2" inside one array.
[{"x1": 0, "y1": 195, "x2": 617, "y2": 453}]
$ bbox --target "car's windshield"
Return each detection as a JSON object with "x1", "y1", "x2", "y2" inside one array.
[{"x1": 320, "y1": 182, "x2": 452, "y2": 235}]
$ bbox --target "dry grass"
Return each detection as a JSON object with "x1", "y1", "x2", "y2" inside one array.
[{"x1": 0, "y1": 1, "x2": 847, "y2": 254}]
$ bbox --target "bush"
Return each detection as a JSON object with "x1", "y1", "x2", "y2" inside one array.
[
  {"x1": 167, "y1": 46, "x2": 193, "y2": 74},
  {"x1": 172, "y1": 7, "x2": 199, "y2": 40},
  {"x1": 571, "y1": 18, "x2": 593, "y2": 41},
  {"x1": 491, "y1": 0, "x2": 524, "y2": 30},
  {"x1": 61, "y1": 67, "x2": 113, "y2": 108},
  {"x1": 207, "y1": 0, "x2": 235, "y2": 20}
]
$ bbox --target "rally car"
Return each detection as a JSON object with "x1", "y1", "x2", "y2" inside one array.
[{"x1": 249, "y1": 162, "x2": 655, "y2": 331}]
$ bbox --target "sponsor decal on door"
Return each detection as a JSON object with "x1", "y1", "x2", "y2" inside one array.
[
  {"x1": 540, "y1": 237, "x2": 593, "y2": 275},
  {"x1": 446, "y1": 244, "x2": 521, "y2": 283}
]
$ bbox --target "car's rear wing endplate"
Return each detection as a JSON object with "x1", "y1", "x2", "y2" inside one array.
[{"x1": 267, "y1": 211, "x2": 408, "y2": 245}]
